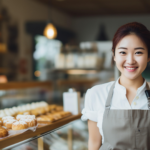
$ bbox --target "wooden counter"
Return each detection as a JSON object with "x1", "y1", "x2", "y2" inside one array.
[{"x1": 0, "y1": 114, "x2": 81, "y2": 149}]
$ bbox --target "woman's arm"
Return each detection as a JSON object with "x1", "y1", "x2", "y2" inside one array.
[{"x1": 88, "y1": 120, "x2": 102, "y2": 150}]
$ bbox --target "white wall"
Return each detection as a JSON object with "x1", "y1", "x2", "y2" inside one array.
[
  {"x1": 72, "y1": 15, "x2": 150, "y2": 42},
  {"x1": 1, "y1": 0, "x2": 73, "y2": 81}
]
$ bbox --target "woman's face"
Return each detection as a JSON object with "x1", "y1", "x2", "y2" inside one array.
[{"x1": 114, "y1": 34, "x2": 150, "y2": 80}]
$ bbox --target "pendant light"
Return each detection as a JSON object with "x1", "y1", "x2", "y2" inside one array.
[
  {"x1": 43, "y1": 23, "x2": 57, "y2": 39},
  {"x1": 43, "y1": 0, "x2": 57, "y2": 39}
]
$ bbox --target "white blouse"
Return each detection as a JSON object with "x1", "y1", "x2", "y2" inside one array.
[{"x1": 81, "y1": 77, "x2": 149, "y2": 143}]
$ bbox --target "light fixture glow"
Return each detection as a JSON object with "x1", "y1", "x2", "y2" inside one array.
[
  {"x1": 0, "y1": 75, "x2": 7, "y2": 83},
  {"x1": 43, "y1": 23, "x2": 57, "y2": 39},
  {"x1": 34, "y1": 71, "x2": 41, "y2": 77}
]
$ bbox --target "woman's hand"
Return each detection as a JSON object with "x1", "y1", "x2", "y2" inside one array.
[{"x1": 88, "y1": 120, "x2": 102, "y2": 150}]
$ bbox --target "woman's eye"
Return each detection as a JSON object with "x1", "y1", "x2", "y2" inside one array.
[
  {"x1": 136, "y1": 51, "x2": 143, "y2": 54},
  {"x1": 120, "y1": 51, "x2": 126, "y2": 54}
]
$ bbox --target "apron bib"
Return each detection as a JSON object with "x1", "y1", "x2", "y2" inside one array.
[{"x1": 100, "y1": 81, "x2": 150, "y2": 150}]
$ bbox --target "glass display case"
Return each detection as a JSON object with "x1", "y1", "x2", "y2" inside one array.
[
  {"x1": 0, "y1": 81, "x2": 84, "y2": 150},
  {"x1": 1, "y1": 116, "x2": 83, "y2": 150}
]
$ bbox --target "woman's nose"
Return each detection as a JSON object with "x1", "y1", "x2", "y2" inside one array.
[{"x1": 126, "y1": 54, "x2": 136, "y2": 64}]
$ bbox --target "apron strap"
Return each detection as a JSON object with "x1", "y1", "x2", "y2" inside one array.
[
  {"x1": 105, "y1": 81, "x2": 116, "y2": 109},
  {"x1": 146, "y1": 82, "x2": 150, "y2": 90},
  {"x1": 146, "y1": 82, "x2": 150, "y2": 109}
]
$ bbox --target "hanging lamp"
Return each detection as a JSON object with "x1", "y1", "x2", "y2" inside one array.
[
  {"x1": 43, "y1": 23, "x2": 57, "y2": 39},
  {"x1": 43, "y1": 0, "x2": 57, "y2": 39}
]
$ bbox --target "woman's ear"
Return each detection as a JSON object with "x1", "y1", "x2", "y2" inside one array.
[
  {"x1": 112, "y1": 49, "x2": 116, "y2": 61},
  {"x1": 112, "y1": 52, "x2": 116, "y2": 62},
  {"x1": 114, "y1": 56, "x2": 116, "y2": 62}
]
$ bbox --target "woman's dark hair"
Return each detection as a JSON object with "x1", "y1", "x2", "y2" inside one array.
[{"x1": 112, "y1": 22, "x2": 150, "y2": 58}]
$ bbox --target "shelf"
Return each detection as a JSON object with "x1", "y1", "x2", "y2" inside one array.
[
  {"x1": 57, "y1": 78, "x2": 99, "y2": 85},
  {"x1": 0, "y1": 114, "x2": 81, "y2": 149},
  {"x1": 50, "y1": 68, "x2": 100, "y2": 72},
  {"x1": 0, "y1": 81, "x2": 53, "y2": 90},
  {"x1": 48, "y1": 68, "x2": 101, "y2": 75}
]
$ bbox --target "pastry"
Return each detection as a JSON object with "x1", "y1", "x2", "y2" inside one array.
[
  {"x1": 0, "y1": 111, "x2": 7, "y2": 119},
  {"x1": 60, "y1": 111, "x2": 72, "y2": 117},
  {"x1": 20, "y1": 118, "x2": 37, "y2": 127},
  {"x1": 38, "y1": 107, "x2": 46, "y2": 115},
  {"x1": 49, "y1": 105, "x2": 57, "y2": 112},
  {"x1": 2, "y1": 116, "x2": 14, "y2": 121},
  {"x1": 12, "y1": 120, "x2": 28, "y2": 130},
  {"x1": 23, "y1": 112, "x2": 30, "y2": 115},
  {"x1": 16, "y1": 115, "x2": 35, "y2": 120},
  {"x1": 56, "y1": 106, "x2": 63, "y2": 112},
  {"x1": 45, "y1": 113, "x2": 61, "y2": 120},
  {"x1": 0, "y1": 121, "x2": 2, "y2": 126},
  {"x1": 3, "y1": 119, "x2": 17, "y2": 129},
  {"x1": 40, "y1": 101, "x2": 48, "y2": 107},
  {"x1": 37, "y1": 116, "x2": 54, "y2": 122},
  {"x1": 52, "y1": 113, "x2": 62, "y2": 120},
  {"x1": 45, "y1": 106, "x2": 51, "y2": 113},
  {"x1": 0, "y1": 126, "x2": 8, "y2": 137},
  {"x1": 30, "y1": 109, "x2": 40, "y2": 116},
  {"x1": 17, "y1": 111, "x2": 30, "y2": 115}
]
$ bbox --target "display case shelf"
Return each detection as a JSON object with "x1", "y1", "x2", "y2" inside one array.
[{"x1": 0, "y1": 114, "x2": 81, "y2": 149}]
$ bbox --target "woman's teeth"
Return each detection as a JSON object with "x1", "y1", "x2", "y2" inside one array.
[{"x1": 126, "y1": 68, "x2": 136, "y2": 70}]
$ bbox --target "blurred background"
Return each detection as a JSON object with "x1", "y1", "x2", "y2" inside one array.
[
  {"x1": 0, "y1": 0, "x2": 150, "y2": 99},
  {"x1": 0, "y1": 0, "x2": 150, "y2": 149}
]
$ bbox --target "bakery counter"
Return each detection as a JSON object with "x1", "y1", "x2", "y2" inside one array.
[
  {"x1": 0, "y1": 81, "x2": 83, "y2": 149},
  {"x1": 0, "y1": 114, "x2": 81, "y2": 149}
]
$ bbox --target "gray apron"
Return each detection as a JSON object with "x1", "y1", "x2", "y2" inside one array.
[{"x1": 100, "y1": 81, "x2": 150, "y2": 150}]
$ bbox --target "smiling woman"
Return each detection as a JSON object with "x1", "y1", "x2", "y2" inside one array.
[
  {"x1": 112, "y1": 23, "x2": 150, "y2": 95},
  {"x1": 81, "y1": 22, "x2": 150, "y2": 150}
]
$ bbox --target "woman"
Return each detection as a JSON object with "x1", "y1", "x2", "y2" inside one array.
[{"x1": 81, "y1": 22, "x2": 150, "y2": 150}]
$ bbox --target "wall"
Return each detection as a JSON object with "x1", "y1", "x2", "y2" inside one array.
[
  {"x1": 72, "y1": 15, "x2": 150, "y2": 42},
  {"x1": 1, "y1": 0, "x2": 73, "y2": 81}
]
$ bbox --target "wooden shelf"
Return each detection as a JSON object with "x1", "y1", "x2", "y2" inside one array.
[
  {"x1": 0, "y1": 81, "x2": 53, "y2": 90},
  {"x1": 57, "y1": 78, "x2": 99, "y2": 85},
  {"x1": 0, "y1": 114, "x2": 81, "y2": 149}
]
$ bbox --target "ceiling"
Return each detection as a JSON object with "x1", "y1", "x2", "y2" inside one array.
[{"x1": 36, "y1": 0, "x2": 150, "y2": 17}]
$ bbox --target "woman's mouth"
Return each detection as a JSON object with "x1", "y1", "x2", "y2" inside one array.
[{"x1": 124, "y1": 66, "x2": 138, "y2": 72}]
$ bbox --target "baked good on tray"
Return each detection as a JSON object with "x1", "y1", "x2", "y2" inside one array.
[
  {"x1": 55, "y1": 106, "x2": 63, "y2": 112},
  {"x1": 3, "y1": 119, "x2": 17, "y2": 129},
  {"x1": 0, "y1": 121, "x2": 2, "y2": 126},
  {"x1": 12, "y1": 120, "x2": 28, "y2": 130},
  {"x1": 16, "y1": 115, "x2": 35, "y2": 120},
  {"x1": 30, "y1": 109, "x2": 40, "y2": 116},
  {"x1": 0, "y1": 115, "x2": 37, "y2": 130},
  {"x1": 0, "y1": 101, "x2": 48, "y2": 119},
  {"x1": 2, "y1": 116, "x2": 14, "y2": 121},
  {"x1": 36, "y1": 111, "x2": 72, "y2": 122},
  {"x1": 0, "y1": 126, "x2": 8, "y2": 137},
  {"x1": 37, "y1": 116, "x2": 54, "y2": 122},
  {"x1": 49, "y1": 113, "x2": 62, "y2": 120},
  {"x1": 16, "y1": 115, "x2": 37, "y2": 127},
  {"x1": 20, "y1": 118, "x2": 37, "y2": 127}
]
